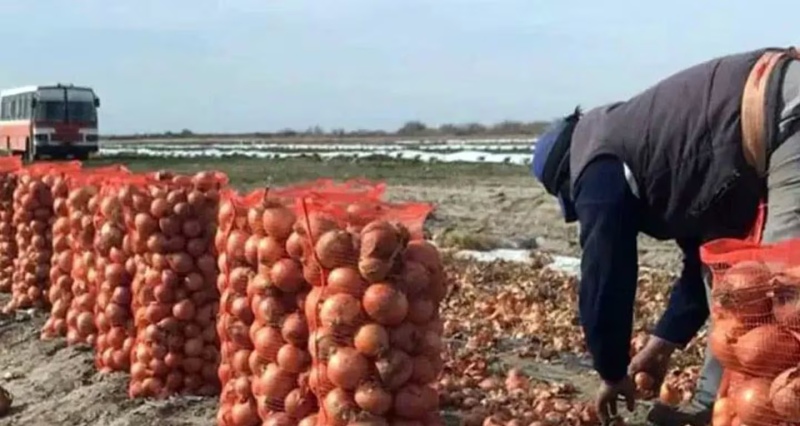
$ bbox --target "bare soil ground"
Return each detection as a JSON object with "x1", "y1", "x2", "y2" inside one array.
[
  {"x1": 0, "y1": 156, "x2": 680, "y2": 425},
  {"x1": 0, "y1": 303, "x2": 216, "y2": 426}
]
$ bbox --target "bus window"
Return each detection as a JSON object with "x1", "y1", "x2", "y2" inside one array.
[
  {"x1": 15, "y1": 94, "x2": 25, "y2": 120},
  {"x1": 19, "y1": 94, "x2": 30, "y2": 120},
  {"x1": 10, "y1": 96, "x2": 18, "y2": 120},
  {"x1": 0, "y1": 98, "x2": 7, "y2": 120}
]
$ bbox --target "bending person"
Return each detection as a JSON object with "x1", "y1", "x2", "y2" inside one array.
[{"x1": 531, "y1": 46, "x2": 800, "y2": 426}]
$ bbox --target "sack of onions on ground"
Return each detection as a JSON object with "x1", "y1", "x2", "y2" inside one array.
[{"x1": 701, "y1": 238, "x2": 800, "y2": 426}]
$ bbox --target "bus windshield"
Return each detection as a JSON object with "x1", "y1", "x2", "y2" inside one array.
[
  {"x1": 35, "y1": 101, "x2": 65, "y2": 122},
  {"x1": 35, "y1": 101, "x2": 97, "y2": 123},
  {"x1": 67, "y1": 101, "x2": 97, "y2": 122}
]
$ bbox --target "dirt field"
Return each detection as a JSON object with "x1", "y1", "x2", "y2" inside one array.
[
  {"x1": 0, "y1": 156, "x2": 685, "y2": 426},
  {"x1": 0, "y1": 303, "x2": 216, "y2": 426}
]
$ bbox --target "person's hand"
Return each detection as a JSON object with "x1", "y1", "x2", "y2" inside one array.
[
  {"x1": 627, "y1": 335, "x2": 679, "y2": 391},
  {"x1": 595, "y1": 376, "x2": 636, "y2": 424}
]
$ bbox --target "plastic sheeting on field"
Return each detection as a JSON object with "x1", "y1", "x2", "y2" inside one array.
[
  {"x1": 98, "y1": 138, "x2": 538, "y2": 165},
  {"x1": 454, "y1": 249, "x2": 582, "y2": 277}
]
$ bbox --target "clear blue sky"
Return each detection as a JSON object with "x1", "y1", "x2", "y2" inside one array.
[{"x1": 0, "y1": 0, "x2": 795, "y2": 134}]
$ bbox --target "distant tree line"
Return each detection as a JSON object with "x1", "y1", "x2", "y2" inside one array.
[{"x1": 107, "y1": 120, "x2": 551, "y2": 140}]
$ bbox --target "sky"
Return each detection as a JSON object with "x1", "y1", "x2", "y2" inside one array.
[{"x1": 0, "y1": 1, "x2": 796, "y2": 134}]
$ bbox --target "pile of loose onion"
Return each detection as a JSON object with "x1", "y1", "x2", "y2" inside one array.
[
  {"x1": 442, "y1": 372, "x2": 600, "y2": 426},
  {"x1": 127, "y1": 171, "x2": 225, "y2": 398},
  {"x1": 300, "y1": 206, "x2": 446, "y2": 425},
  {"x1": 7, "y1": 168, "x2": 77, "y2": 312},
  {"x1": 94, "y1": 179, "x2": 136, "y2": 372},
  {"x1": 41, "y1": 175, "x2": 75, "y2": 339},
  {"x1": 0, "y1": 169, "x2": 18, "y2": 294}
]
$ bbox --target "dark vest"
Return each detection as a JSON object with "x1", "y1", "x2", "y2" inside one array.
[{"x1": 570, "y1": 48, "x2": 779, "y2": 242}]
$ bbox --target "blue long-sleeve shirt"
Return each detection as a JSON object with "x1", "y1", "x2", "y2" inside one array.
[{"x1": 573, "y1": 156, "x2": 709, "y2": 383}]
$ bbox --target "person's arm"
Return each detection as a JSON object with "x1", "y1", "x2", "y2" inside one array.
[
  {"x1": 652, "y1": 239, "x2": 709, "y2": 346},
  {"x1": 574, "y1": 156, "x2": 640, "y2": 383}
]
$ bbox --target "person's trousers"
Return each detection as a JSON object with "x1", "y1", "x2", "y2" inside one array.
[{"x1": 694, "y1": 58, "x2": 800, "y2": 407}]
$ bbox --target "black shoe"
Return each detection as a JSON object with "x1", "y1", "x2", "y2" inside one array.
[{"x1": 645, "y1": 401, "x2": 712, "y2": 426}]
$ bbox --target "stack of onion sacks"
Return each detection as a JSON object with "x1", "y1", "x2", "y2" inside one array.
[
  {"x1": 6, "y1": 161, "x2": 81, "y2": 312},
  {"x1": 126, "y1": 171, "x2": 226, "y2": 398},
  {"x1": 0, "y1": 156, "x2": 21, "y2": 293},
  {"x1": 93, "y1": 176, "x2": 137, "y2": 372},
  {"x1": 301, "y1": 200, "x2": 444, "y2": 425}
]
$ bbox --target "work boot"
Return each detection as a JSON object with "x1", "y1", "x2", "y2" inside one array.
[{"x1": 646, "y1": 400, "x2": 712, "y2": 426}]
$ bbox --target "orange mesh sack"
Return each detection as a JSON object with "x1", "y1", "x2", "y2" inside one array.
[
  {"x1": 216, "y1": 189, "x2": 317, "y2": 426},
  {"x1": 265, "y1": 179, "x2": 387, "y2": 215},
  {"x1": 701, "y1": 236, "x2": 800, "y2": 425},
  {"x1": 296, "y1": 193, "x2": 444, "y2": 426},
  {"x1": 40, "y1": 172, "x2": 76, "y2": 339},
  {"x1": 345, "y1": 199, "x2": 431, "y2": 240},
  {"x1": 319, "y1": 178, "x2": 386, "y2": 198},
  {"x1": 215, "y1": 180, "x2": 387, "y2": 426},
  {"x1": 268, "y1": 178, "x2": 386, "y2": 203},
  {"x1": 92, "y1": 173, "x2": 141, "y2": 373},
  {"x1": 4, "y1": 161, "x2": 82, "y2": 313},
  {"x1": 65, "y1": 166, "x2": 132, "y2": 347},
  {"x1": 126, "y1": 171, "x2": 227, "y2": 398},
  {"x1": 41, "y1": 165, "x2": 130, "y2": 342},
  {"x1": 0, "y1": 156, "x2": 22, "y2": 294}
]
